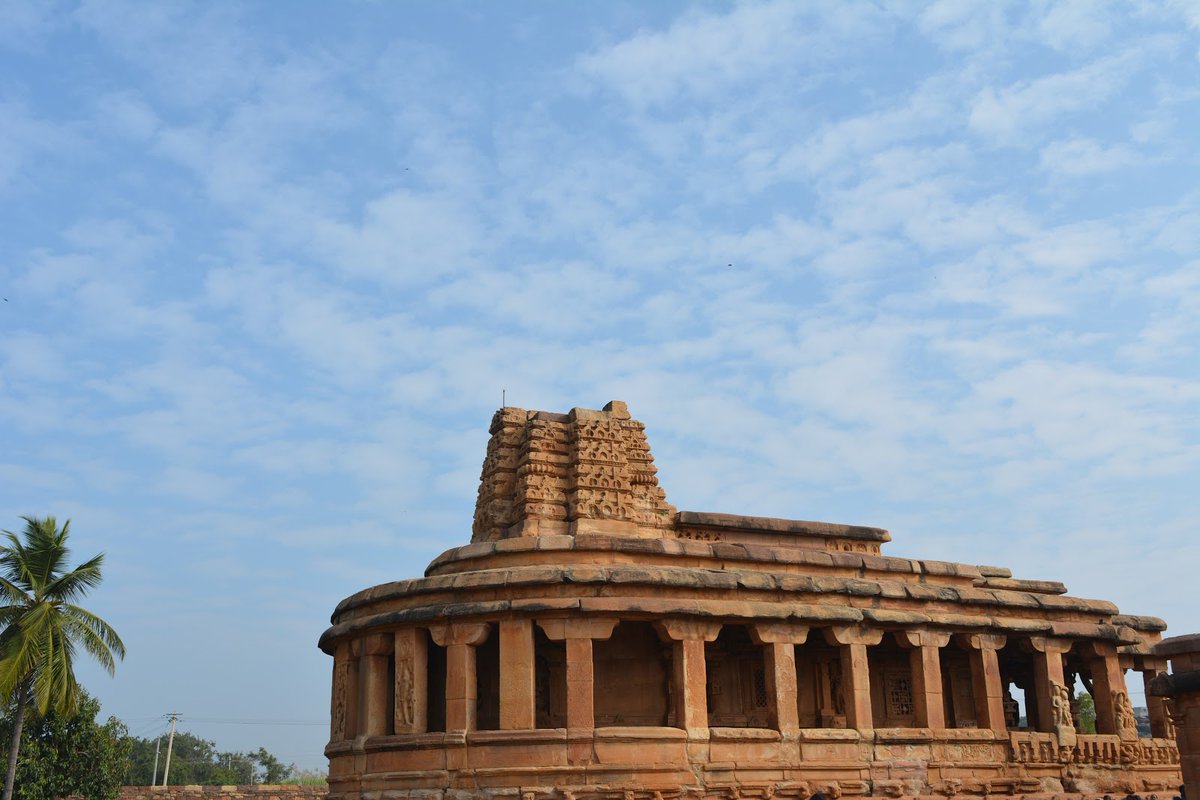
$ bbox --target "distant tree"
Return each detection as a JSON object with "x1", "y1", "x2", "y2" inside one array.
[
  {"x1": 0, "y1": 689, "x2": 130, "y2": 800},
  {"x1": 282, "y1": 768, "x2": 327, "y2": 786},
  {"x1": 125, "y1": 732, "x2": 290, "y2": 785},
  {"x1": 1076, "y1": 691, "x2": 1097, "y2": 733},
  {"x1": 127, "y1": 732, "x2": 224, "y2": 785},
  {"x1": 0, "y1": 516, "x2": 125, "y2": 800},
  {"x1": 254, "y1": 747, "x2": 287, "y2": 783}
]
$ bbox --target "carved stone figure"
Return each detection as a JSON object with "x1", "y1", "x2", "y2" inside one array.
[
  {"x1": 395, "y1": 658, "x2": 415, "y2": 726},
  {"x1": 1115, "y1": 690, "x2": 1139, "y2": 739},
  {"x1": 1003, "y1": 690, "x2": 1021, "y2": 730},
  {"x1": 1051, "y1": 682, "x2": 1073, "y2": 728}
]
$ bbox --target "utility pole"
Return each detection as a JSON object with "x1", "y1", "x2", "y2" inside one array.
[
  {"x1": 151, "y1": 735, "x2": 161, "y2": 786},
  {"x1": 162, "y1": 712, "x2": 180, "y2": 786}
]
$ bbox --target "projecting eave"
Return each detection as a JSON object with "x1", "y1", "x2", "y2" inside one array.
[{"x1": 673, "y1": 511, "x2": 891, "y2": 543}]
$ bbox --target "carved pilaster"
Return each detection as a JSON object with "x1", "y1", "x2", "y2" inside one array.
[
  {"x1": 330, "y1": 640, "x2": 359, "y2": 741},
  {"x1": 394, "y1": 628, "x2": 428, "y2": 735}
]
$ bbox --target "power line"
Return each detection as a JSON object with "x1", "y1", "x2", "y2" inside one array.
[{"x1": 183, "y1": 717, "x2": 326, "y2": 726}]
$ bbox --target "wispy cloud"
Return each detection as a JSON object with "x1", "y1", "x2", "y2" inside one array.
[{"x1": 577, "y1": 2, "x2": 888, "y2": 108}]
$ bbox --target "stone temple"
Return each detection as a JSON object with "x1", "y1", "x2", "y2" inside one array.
[{"x1": 319, "y1": 402, "x2": 1180, "y2": 800}]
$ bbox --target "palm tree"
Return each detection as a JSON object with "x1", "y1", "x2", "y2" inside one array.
[{"x1": 0, "y1": 516, "x2": 125, "y2": 800}]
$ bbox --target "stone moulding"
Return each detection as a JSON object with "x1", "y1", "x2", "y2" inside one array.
[{"x1": 321, "y1": 402, "x2": 1178, "y2": 800}]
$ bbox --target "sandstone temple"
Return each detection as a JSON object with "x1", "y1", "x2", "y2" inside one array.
[{"x1": 319, "y1": 402, "x2": 1180, "y2": 800}]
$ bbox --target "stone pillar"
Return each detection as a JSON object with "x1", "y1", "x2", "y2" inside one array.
[
  {"x1": 331, "y1": 640, "x2": 360, "y2": 741},
  {"x1": 958, "y1": 633, "x2": 1007, "y2": 734},
  {"x1": 1139, "y1": 659, "x2": 1172, "y2": 739},
  {"x1": 896, "y1": 630, "x2": 951, "y2": 730},
  {"x1": 658, "y1": 619, "x2": 722, "y2": 736},
  {"x1": 499, "y1": 619, "x2": 536, "y2": 730},
  {"x1": 429, "y1": 623, "x2": 492, "y2": 732},
  {"x1": 1030, "y1": 637, "x2": 1075, "y2": 744},
  {"x1": 537, "y1": 618, "x2": 619, "y2": 733},
  {"x1": 360, "y1": 633, "x2": 393, "y2": 737},
  {"x1": 394, "y1": 627, "x2": 428, "y2": 734},
  {"x1": 751, "y1": 623, "x2": 809, "y2": 737},
  {"x1": 1150, "y1": 633, "x2": 1200, "y2": 800},
  {"x1": 566, "y1": 638, "x2": 594, "y2": 730},
  {"x1": 1086, "y1": 641, "x2": 1137, "y2": 740},
  {"x1": 825, "y1": 626, "x2": 883, "y2": 733}
]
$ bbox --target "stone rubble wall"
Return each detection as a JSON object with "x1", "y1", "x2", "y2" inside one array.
[{"x1": 112, "y1": 786, "x2": 326, "y2": 800}]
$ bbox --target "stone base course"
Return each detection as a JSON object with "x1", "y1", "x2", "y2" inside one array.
[{"x1": 113, "y1": 787, "x2": 327, "y2": 800}]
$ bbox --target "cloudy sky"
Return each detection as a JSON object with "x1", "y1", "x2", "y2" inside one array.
[{"x1": 2, "y1": 0, "x2": 1199, "y2": 772}]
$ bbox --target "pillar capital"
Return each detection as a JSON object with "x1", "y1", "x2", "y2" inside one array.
[
  {"x1": 429, "y1": 622, "x2": 491, "y2": 648},
  {"x1": 896, "y1": 629, "x2": 951, "y2": 649},
  {"x1": 538, "y1": 617, "x2": 619, "y2": 641},
  {"x1": 657, "y1": 618, "x2": 722, "y2": 642},
  {"x1": 824, "y1": 625, "x2": 884, "y2": 647},
  {"x1": 957, "y1": 633, "x2": 1007, "y2": 651},
  {"x1": 1029, "y1": 636, "x2": 1073, "y2": 655},
  {"x1": 750, "y1": 622, "x2": 809, "y2": 645},
  {"x1": 361, "y1": 633, "x2": 393, "y2": 656},
  {"x1": 1139, "y1": 657, "x2": 1169, "y2": 674},
  {"x1": 1079, "y1": 639, "x2": 1119, "y2": 659}
]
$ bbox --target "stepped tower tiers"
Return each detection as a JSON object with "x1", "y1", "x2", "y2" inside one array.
[{"x1": 320, "y1": 401, "x2": 1179, "y2": 800}]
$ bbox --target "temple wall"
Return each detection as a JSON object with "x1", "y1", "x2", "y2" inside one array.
[{"x1": 113, "y1": 787, "x2": 326, "y2": 800}]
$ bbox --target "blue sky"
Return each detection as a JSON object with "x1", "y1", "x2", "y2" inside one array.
[{"x1": 2, "y1": 0, "x2": 1199, "y2": 772}]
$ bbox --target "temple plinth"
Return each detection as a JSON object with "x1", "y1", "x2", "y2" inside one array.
[{"x1": 320, "y1": 401, "x2": 1179, "y2": 800}]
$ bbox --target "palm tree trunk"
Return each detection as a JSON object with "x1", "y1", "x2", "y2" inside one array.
[{"x1": 2, "y1": 683, "x2": 27, "y2": 800}]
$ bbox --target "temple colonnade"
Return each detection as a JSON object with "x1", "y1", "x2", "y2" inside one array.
[{"x1": 330, "y1": 617, "x2": 1168, "y2": 744}]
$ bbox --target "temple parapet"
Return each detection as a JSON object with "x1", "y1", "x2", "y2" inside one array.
[{"x1": 323, "y1": 402, "x2": 1178, "y2": 800}]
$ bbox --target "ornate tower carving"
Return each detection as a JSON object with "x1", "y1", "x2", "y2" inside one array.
[{"x1": 471, "y1": 400, "x2": 675, "y2": 541}]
